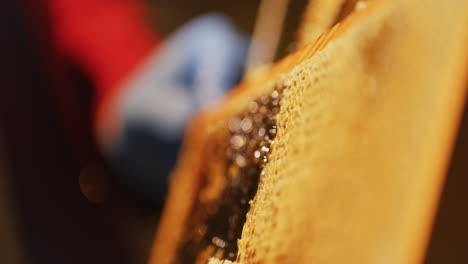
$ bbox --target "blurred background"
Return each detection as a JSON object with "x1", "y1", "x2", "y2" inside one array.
[{"x1": 0, "y1": 0, "x2": 466, "y2": 263}]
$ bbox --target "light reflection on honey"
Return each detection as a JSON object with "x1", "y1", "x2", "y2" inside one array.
[{"x1": 177, "y1": 83, "x2": 286, "y2": 263}]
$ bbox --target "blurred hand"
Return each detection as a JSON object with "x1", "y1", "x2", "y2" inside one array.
[{"x1": 96, "y1": 14, "x2": 248, "y2": 205}]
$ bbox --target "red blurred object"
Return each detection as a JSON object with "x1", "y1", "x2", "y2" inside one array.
[{"x1": 48, "y1": 0, "x2": 160, "y2": 104}]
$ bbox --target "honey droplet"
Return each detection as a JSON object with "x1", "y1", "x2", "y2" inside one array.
[
  {"x1": 258, "y1": 127, "x2": 266, "y2": 137},
  {"x1": 269, "y1": 126, "x2": 277, "y2": 135},
  {"x1": 271, "y1": 90, "x2": 279, "y2": 99},
  {"x1": 230, "y1": 134, "x2": 246, "y2": 149},
  {"x1": 240, "y1": 118, "x2": 253, "y2": 133},
  {"x1": 228, "y1": 117, "x2": 241, "y2": 132},
  {"x1": 248, "y1": 101, "x2": 259, "y2": 113},
  {"x1": 235, "y1": 154, "x2": 247, "y2": 167},
  {"x1": 212, "y1": 237, "x2": 227, "y2": 248},
  {"x1": 254, "y1": 150, "x2": 261, "y2": 159}
]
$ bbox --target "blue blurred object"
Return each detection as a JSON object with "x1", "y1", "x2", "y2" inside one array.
[{"x1": 108, "y1": 13, "x2": 249, "y2": 205}]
